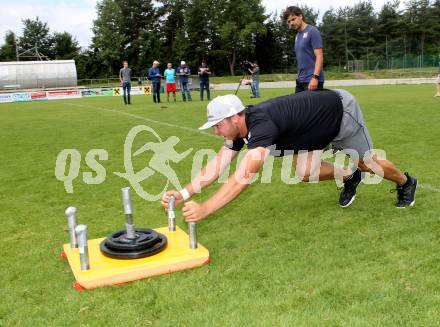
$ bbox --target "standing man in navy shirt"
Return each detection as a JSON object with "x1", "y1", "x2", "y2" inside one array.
[
  {"x1": 148, "y1": 60, "x2": 162, "y2": 103},
  {"x1": 284, "y1": 6, "x2": 324, "y2": 93},
  {"x1": 176, "y1": 61, "x2": 192, "y2": 102}
]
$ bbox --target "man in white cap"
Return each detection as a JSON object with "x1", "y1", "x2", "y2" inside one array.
[
  {"x1": 161, "y1": 90, "x2": 418, "y2": 221},
  {"x1": 176, "y1": 61, "x2": 192, "y2": 101},
  {"x1": 148, "y1": 60, "x2": 162, "y2": 103}
]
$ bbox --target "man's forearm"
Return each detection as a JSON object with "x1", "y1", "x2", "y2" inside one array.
[
  {"x1": 202, "y1": 172, "x2": 252, "y2": 216},
  {"x1": 314, "y1": 49, "x2": 323, "y2": 76},
  {"x1": 185, "y1": 147, "x2": 236, "y2": 196},
  {"x1": 201, "y1": 147, "x2": 268, "y2": 216}
]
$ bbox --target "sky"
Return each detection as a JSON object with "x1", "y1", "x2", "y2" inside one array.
[{"x1": 0, "y1": 0, "x2": 403, "y2": 48}]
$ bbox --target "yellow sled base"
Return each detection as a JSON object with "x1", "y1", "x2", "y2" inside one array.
[{"x1": 62, "y1": 226, "x2": 209, "y2": 290}]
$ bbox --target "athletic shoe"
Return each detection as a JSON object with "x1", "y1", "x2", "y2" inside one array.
[
  {"x1": 339, "y1": 168, "x2": 362, "y2": 208},
  {"x1": 394, "y1": 173, "x2": 418, "y2": 208}
]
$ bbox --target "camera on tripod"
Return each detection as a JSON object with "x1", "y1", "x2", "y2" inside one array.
[
  {"x1": 241, "y1": 60, "x2": 253, "y2": 71},
  {"x1": 235, "y1": 60, "x2": 256, "y2": 95}
]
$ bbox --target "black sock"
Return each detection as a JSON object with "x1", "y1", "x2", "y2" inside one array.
[{"x1": 400, "y1": 175, "x2": 412, "y2": 188}]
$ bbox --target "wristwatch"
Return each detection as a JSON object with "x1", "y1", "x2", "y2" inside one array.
[{"x1": 312, "y1": 74, "x2": 319, "y2": 80}]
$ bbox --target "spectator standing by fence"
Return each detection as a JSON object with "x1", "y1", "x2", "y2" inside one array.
[
  {"x1": 198, "y1": 61, "x2": 211, "y2": 101},
  {"x1": 148, "y1": 60, "x2": 162, "y2": 103},
  {"x1": 248, "y1": 61, "x2": 260, "y2": 98},
  {"x1": 164, "y1": 63, "x2": 177, "y2": 102},
  {"x1": 119, "y1": 60, "x2": 132, "y2": 105},
  {"x1": 177, "y1": 61, "x2": 192, "y2": 102}
]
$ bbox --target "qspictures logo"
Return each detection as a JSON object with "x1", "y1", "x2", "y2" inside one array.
[{"x1": 55, "y1": 124, "x2": 387, "y2": 201}]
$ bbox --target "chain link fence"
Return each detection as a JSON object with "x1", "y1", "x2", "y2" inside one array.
[{"x1": 347, "y1": 54, "x2": 440, "y2": 72}]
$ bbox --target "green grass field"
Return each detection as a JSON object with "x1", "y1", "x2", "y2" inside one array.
[{"x1": 1, "y1": 85, "x2": 440, "y2": 326}]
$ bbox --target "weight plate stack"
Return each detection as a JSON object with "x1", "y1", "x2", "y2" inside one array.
[{"x1": 100, "y1": 228, "x2": 167, "y2": 259}]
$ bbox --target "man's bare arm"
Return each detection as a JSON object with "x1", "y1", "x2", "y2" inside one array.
[
  {"x1": 161, "y1": 146, "x2": 238, "y2": 207},
  {"x1": 308, "y1": 48, "x2": 323, "y2": 90},
  {"x1": 182, "y1": 147, "x2": 269, "y2": 221},
  {"x1": 313, "y1": 48, "x2": 323, "y2": 77},
  {"x1": 186, "y1": 146, "x2": 238, "y2": 195}
]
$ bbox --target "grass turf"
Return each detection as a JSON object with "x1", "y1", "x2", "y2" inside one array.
[{"x1": 0, "y1": 85, "x2": 440, "y2": 326}]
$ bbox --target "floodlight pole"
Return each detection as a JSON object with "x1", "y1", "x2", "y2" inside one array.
[
  {"x1": 344, "y1": 18, "x2": 348, "y2": 66},
  {"x1": 14, "y1": 35, "x2": 19, "y2": 61}
]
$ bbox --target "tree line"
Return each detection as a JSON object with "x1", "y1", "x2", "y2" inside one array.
[{"x1": 1, "y1": 0, "x2": 439, "y2": 79}]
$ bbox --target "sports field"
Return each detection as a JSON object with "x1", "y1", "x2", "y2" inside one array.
[{"x1": 1, "y1": 85, "x2": 440, "y2": 326}]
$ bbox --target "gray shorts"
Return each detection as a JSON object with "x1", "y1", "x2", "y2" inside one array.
[{"x1": 330, "y1": 89, "x2": 373, "y2": 160}]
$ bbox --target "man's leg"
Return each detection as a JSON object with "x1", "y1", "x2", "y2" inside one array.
[
  {"x1": 358, "y1": 155, "x2": 417, "y2": 208},
  {"x1": 292, "y1": 151, "x2": 353, "y2": 183},
  {"x1": 254, "y1": 78, "x2": 260, "y2": 97},
  {"x1": 180, "y1": 81, "x2": 186, "y2": 101},
  {"x1": 122, "y1": 83, "x2": 127, "y2": 104},
  {"x1": 250, "y1": 82, "x2": 256, "y2": 98},
  {"x1": 206, "y1": 81, "x2": 211, "y2": 100},
  {"x1": 358, "y1": 155, "x2": 406, "y2": 185},
  {"x1": 200, "y1": 82, "x2": 204, "y2": 101},
  {"x1": 186, "y1": 83, "x2": 192, "y2": 101},
  {"x1": 156, "y1": 83, "x2": 159, "y2": 102},
  {"x1": 333, "y1": 88, "x2": 417, "y2": 208},
  {"x1": 127, "y1": 83, "x2": 131, "y2": 104},
  {"x1": 157, "y1": 82, "x2": 161, "y2": 103}
]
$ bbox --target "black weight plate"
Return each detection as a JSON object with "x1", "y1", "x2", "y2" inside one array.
[
  {"x1": 105, "y1": 229, "x2": 159, "y2": 251},
  {"x1": 104, "y1": 228, "x2": 160, "y2": 251},
  {"x1": 100, "y1": 234, "x2": 167, "y2": 259}
]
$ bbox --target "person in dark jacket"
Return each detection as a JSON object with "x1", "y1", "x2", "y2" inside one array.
[
  {"x1": 148, "y1": 60, "x2": 162, "y2": 103},
  {"x1": 176, "y1": 61, "x2": 192, "y2": 101}
]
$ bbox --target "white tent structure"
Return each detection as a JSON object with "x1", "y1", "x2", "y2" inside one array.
[{"x1": 0, "y1": 60, "x2": 77, "y2": 90}]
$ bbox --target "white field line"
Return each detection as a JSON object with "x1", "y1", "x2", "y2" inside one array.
[
  {"x1": 65, "y1": 102, "x2": 220, "y2": 139},
  {"x1": 418, "y1": 183, "x2": 440, "y2": 193}
]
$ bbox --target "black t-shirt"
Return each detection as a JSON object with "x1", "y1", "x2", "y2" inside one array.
[
  {"x1": 224, "y1": 90, "x2": 343, "y2": 156},
  {"x1": 198, "y1": 66, "x2": 210, "y2": 81}
]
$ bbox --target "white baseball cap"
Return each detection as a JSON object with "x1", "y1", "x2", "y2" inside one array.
[
  {"x1": 199, "y1": 95, "x2": 246, "y2": 130},
  {"x1": 181, "y1": 61, "x2": 186, "y2": 65}
]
